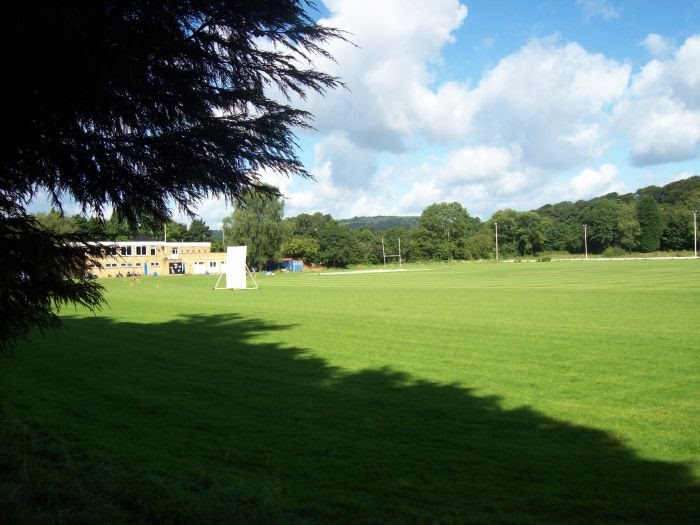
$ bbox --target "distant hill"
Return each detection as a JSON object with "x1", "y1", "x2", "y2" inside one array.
[{"x1": 339, "y1": 215, "x2": 420, "y2": 232}]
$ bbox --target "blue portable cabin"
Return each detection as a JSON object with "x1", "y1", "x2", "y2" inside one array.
[{"x1": 279, "y1": 258, "x2": 304, "y2": 272}]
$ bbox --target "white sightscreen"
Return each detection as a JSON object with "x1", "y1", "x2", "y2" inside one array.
[{"x1": 226, "y1": 246, "x2": 247, "y2": 289}]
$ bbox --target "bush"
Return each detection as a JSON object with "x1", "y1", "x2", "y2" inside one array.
[{"x1": 602, "y1": 246, "x2": 626, "y2": 258}]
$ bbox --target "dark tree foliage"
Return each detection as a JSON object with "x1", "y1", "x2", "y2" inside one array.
[
  {"x1": 637, "y1": 196, "x2": 662, "y2": 252},
  {"x1": 318, "y1": 221, "x2": 355, "y2": 268},
  {"x1": 581, "y1": 199, "x2": 619, "y2": 253},
  {"x1": 1, "y1": 209, "x2": 103, "y2": 352},
  {"x1": 1, "y1": 2, "x2": 345, "y2": 349}
]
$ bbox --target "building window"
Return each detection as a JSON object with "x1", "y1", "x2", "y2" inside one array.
[
  {"x1": 171, "y1": 247, "x2": 179, "y2": 255},
  {"x1": 150, "y1": 247, "x2": 156, "y2": 255},
  {"x1": 121, "y1": 246, "x2": 132, "y2": 256},
  {"x1": 151, "y1": 262, "x2": 160, "y2": 267},
  {"x1": 209, "y1": 262, "x2": 217, "y2": 268},
  {"x1": 136, "y1": 245, "x2": 147, "y2": 255},
  {"x1": 106, "y1": 245, "x2": 117, "y2": 256}
]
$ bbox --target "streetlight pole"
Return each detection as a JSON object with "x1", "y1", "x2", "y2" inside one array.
[
  {"x1": 494, "y1": 222, "x2": 499, "y2": 261},
  {"x1": 583, "y1": 224, "x2": 588, "y2": 260},
  {"x1": 694, "y1": 209, "x2": 697, "y2": 258}
]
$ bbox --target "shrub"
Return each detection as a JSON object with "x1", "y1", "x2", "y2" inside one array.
[{"x1": 602, "y1": 246, "x2": 626, "y2": 258}]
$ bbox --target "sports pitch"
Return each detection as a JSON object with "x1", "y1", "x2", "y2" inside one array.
[{"x1": 2, "y1": 260, "x2": 699, "y2": 523}]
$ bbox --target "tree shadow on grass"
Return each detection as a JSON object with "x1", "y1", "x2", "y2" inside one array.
[{"x1": 2, "y1": 313, "x2": 699, "y2": 524}]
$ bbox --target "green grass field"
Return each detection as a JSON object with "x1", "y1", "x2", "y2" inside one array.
[{"x1": 2, "y1": 260, "x2": 699, "y2": 523}]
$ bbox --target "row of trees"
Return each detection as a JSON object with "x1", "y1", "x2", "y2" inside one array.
[
  {"x1": 227, "y1": 177, "x2": 699, "y2": 266},
  {"x1": 41, "y1": 175, "x2": 697, "y2": 269}
]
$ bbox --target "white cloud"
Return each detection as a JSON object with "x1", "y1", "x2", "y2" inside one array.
[
  {"x1": 314, "y1": 132, "x2": 377, "y2": 188},
  {"x1": 470, "y1": 36, "x2": 629, "y2": 169},
  {"x1": 527, "y1": 164, "x2": 625, "y2": 210},
  {"x1": 568, "y1": 163, "x2": 624, "y2": 199},
  {"x1": 186, "y1": 6, "x2": 695, "y2": 225},
  {"x1": 278, "y1": 162, "x2": 349, "y2": 217},
  {"x1": 616, "y1": 34, "x2": 700, "y2": 166},
  {"x1": 640, "y1": 33, "x2": 674, "y2": 58},
  {"x1": 441, "y1": 145, "x2": 515, "y2": 184},
  {"x1": 411, "y1": 81, "x2": 477, "y2": 141},
  {"x1": 307, "y1": 0, "x2": 469, "y2": 151}
]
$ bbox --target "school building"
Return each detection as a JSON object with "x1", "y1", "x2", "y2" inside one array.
[{"x1": 89, "y1": 241, "x2": 226, "y2": 278}]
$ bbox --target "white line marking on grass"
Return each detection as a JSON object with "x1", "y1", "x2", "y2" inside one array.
[{"x1": 318, "y1": 269, "x2": 432, "y2": 276}]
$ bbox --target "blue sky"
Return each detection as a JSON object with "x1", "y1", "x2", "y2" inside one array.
[
  {"x1": 242, "y1": 0, "x2": 700, "y2": 225},
  {"x1": 31, "y1": 1, "x2": 700, "y2": 226}
]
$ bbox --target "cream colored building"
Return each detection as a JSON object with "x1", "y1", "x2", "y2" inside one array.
[{"x1": 89, "y1": 241, "x2": 226, "y2": 278}]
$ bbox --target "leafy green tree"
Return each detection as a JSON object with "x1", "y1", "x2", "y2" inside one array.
[
  {"x1": 318, "y1": 221, "x2": 355, "y2": 267},
  {"x1": 581, "y1": 199, "x2": 619, "y2": 253},
  {"x1": 419, "y1": 202, "x2": 478, "y2": 260},
  {"x1": 659, "y1": 206, "x2": 692, "y2": 251},
  {"x1": 637, "y1": 196, "x2": 662, "y2": 252},
  {"x1": 183, "y1": 219, "x2": 211, "y2": 242},
  {"x1": 289, "y1": 212, "x2": 336, "y2": 239},
  {"x1": 1, "y1": 2, "x2": 344, "y2": 349},
  {"x1": 210, "y1": 240, "x2": 225, "y2": 253},
  {"x1": 617, "y1": 203, "x2": 640, "y2": 253},
  {"x1": 464, "y1": 233, "x2": 494, "y2": 260},
  {"x1": 488, "y1": 209, "x2": 520, "y2": 258},
  {"x1": 537, "y1": 201, "x2": 583, "y2": 252},
  {"x1": 73, "y1": 215, "x2": 107, "y2": 240},
  {"x1": 105, "y1": 212, "x2": 133, "y2": 241},
  {"x1": 230, "y1": 191, "x2": 287, "y2": 270},
  {"x1": 165, "y1": 221, "x2": 188, "y2": 243},
  {"x1": 515, "y1": 212, "x2": 547, "y2": 256},
  {"x1": 406, "y1": 226, "x2": 440, "y2": 261},
  {"x1": 282, "y1": 236, "x2": 320, "y2": 265},
  {"x1": 352, "y1": 229, "x2": 381, "y2": 265},
  {"x1": 34, "y1": 210, "x2": 78, "y2": 235}
]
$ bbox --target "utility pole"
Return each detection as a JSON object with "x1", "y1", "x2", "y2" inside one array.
[
  {"x1": 694, "y1": 209, "x2": 697, "y2": 258},
  {"x1": 495, "y1": 222, "x2": 499, "y2": 261},
  {"x1": 583, "y1": 224, "x2": 588, "y2": 260}
]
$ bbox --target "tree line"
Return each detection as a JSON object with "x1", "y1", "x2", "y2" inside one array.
[{"x1": 34, "y1": 175, "x2": 700, "y2": 269}]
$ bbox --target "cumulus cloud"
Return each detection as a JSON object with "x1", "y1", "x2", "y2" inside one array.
[
  {"x1": 186, "y1": 5, "x2": 696, "y2": 225},
  {"x1": 308, "y1": 0, "x2": 469, "y2": 151},
  {"x1": 384, "y1": 145, "x2": 544, "y2": 217},
  {"x1": 470, "y1": 36, "x2": 630, "y2": 169},
  {"x1": 568, "y1": 163, "x2": 624, "y2": 199},
  {"x1": 314, "y1": 132, "x2": 377, "y2": 188},
  {"x1": 616, "y1": 34, "x2": 700, "y2": 166},
  {"x1": 525, "y1": 164, "x2": 626, "y2": 211}
]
